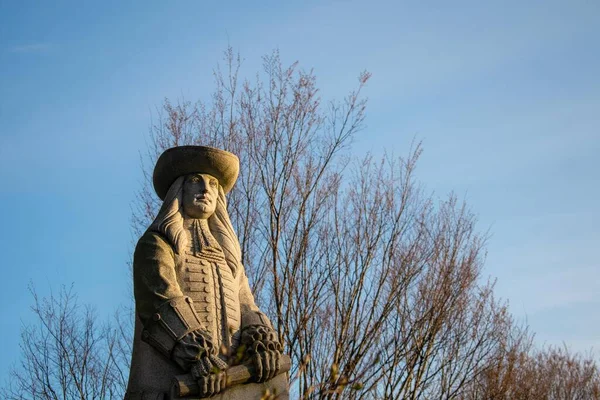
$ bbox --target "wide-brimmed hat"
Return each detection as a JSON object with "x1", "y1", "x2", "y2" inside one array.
[{"x1": 153, "y1": 145, "x2": 239, "y2": 200}]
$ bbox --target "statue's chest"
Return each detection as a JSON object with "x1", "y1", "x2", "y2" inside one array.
[
  {"x1": 174, "y1": 250, "x2": 241, "y2": 334},
  {"x1": 176, "y1": 252, "x2": 214, "y2": 303}
]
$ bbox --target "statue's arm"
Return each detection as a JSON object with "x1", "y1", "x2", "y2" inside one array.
[
  {"x1": 237, "y1": 268, "x2": 283, "y2": 382},
  {"x1": 237, "y1": 268, "x2": 273, "y2": 327},
  {"x1": 133, "y1": 231, "x2": 183, "y2": 324}
]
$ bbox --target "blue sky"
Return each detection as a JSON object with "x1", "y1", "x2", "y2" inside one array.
[{"x1": 1, "y1": 0, "x2": 599, "y2": 380}]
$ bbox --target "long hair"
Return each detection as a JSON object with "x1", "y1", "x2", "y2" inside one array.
[{"x1": 148, "y1": 176, "x2": 242, "y2": 276}]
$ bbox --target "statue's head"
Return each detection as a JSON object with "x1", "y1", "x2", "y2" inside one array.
[
  {"x1": 182, "y1": 173, "x2": 219, "y2": 219},
  {"x1": 148, "y1": 146, "x2": 242, "y2": 273}
]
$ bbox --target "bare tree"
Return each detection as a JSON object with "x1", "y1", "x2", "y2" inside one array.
[
  {"x1": 464, "y1": 340, "x2": 600, "y2": 400},
  {"x1": 130, "y1": 48, "x2": 539, "y2": 398},
  {"x1": 1, "y1": 285, "x2": 131, "y2": 400}
]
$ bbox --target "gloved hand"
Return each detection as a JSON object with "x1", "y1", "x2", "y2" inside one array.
[
  {"x1": 241, "y1": 325, "x2": 283, "y2": 382},
  {"x1": 172, "y1": 329, "x2": 228, "y2": 397}
]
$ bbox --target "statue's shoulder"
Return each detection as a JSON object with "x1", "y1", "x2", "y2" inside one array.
[{"x1": 135, "y1": 230, "x2": 173, "y2": 255}]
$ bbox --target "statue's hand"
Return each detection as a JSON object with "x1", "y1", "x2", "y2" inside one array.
[
  {"x1": 190, "y1": 356, "x2": 228, "y2": 397},
  {"x1": 241, "y1": 325, "x2": 283, "y2": 383},
  {"x1": 173, "y1": 330, "x2": 228, "y2": 397},
  {"x1": 171, "y1": 329, "x2": 223, "y2": 371}
]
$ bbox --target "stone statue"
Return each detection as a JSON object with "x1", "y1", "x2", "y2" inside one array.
[{"x1": 126, "y1": 146, "x2": 288, "y2": 399}]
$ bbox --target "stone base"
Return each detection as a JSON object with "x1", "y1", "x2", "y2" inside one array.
[{"x1": 171, "y1": 373, "x2": 289, "y2": 400}]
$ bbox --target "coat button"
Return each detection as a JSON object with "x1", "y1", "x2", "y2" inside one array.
[{"x1": 153, "y1": 313, "x2": 161, "y2": 321}]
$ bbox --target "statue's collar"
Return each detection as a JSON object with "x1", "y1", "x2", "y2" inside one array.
[{"x1": 185, "y1": 218, "x2": 222, "y2": 256}]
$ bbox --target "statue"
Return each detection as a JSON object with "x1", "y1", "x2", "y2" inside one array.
[{"x1": 126, "y1": 146, "x2": 288, "y2": 399}]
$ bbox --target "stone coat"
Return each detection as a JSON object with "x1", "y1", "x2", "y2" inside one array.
[{"x1": 125, "y1": 227, "x2": 262, "y2": 399}]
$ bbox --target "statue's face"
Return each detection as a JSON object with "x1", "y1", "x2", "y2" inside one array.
[{"x1": 182, "y1": 173, "x2": 219, "y2": 219}]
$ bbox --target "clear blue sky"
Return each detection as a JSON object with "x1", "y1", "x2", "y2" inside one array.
[{"x1": 1, "y1": 0, "x2": 599, "y2": 380}]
